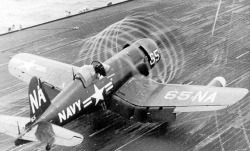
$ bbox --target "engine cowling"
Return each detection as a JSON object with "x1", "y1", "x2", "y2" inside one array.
[
  {"x1": 123, "y1": 38, "x2": 161, "y2": 76},
  {"x1": 133, "y1": 38, "x2": 161, "y2": 68}
]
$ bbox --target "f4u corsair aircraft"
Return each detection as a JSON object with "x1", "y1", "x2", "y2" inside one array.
[{"x1": 0, "y1": 38, "x2": 248, "y2": 150}]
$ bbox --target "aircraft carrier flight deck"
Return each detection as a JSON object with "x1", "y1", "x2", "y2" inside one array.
[{"x1": 0, "y1": 0, "x2": 250, "y2": 150}]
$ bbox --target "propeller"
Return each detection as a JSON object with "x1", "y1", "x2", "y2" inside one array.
[{"x1": 78, "y1": 12, "x2": 185, "y2": 84}]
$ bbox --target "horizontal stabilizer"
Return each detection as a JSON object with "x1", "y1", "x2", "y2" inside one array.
[
  {"x1": 33, "y1": 122, "x2": 83, "y2": 146},
  {"x1": 0, "y1": 115, "x2": 30, "y2": 138},
  {"x1": 173, "y1": 106, "x2": 226, "y2": 113},
  {"x1": 0, "y1": 115, "x2": 83, "y2": 146}
]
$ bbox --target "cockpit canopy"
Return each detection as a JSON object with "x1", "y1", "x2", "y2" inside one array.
[
  {"x1": 91, "y1": 61, "x2": 109, "y2": 77},
  {"x1": 76, "y1": 61, "x2": 110, "y2": 87}
]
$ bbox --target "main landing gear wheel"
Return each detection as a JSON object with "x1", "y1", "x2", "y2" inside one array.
[{"x1": 46, "y1": 143, "x2": 51, "y2": 151}]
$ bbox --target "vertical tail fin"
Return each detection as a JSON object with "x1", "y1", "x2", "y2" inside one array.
[{"x1": 28, "y1": 77, "x2": 51, "y2": 121}]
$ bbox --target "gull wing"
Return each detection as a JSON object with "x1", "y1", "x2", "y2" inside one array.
[
  {"x1": 114, "y1": 76, "x2": 248, "y2": 112},
  {"x1": 8, "y1": 53, "x2": 80, "y2": 90}
]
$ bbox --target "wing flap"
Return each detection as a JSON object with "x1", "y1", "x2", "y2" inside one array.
[
  {"x1": 25, "y1": 122, "x2": 83, "y2": 146},
  {"x1": 51, "y1": 123, "x2": 83, "y2": 146},
  {"x1": 173, "y1": 106, "x2": 226, "y2": 113},
  {"x1": 8, "y1": 53, "x2": 80, "y2": 90}
]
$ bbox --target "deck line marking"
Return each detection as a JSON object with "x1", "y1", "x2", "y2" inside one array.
[
  {"x1": 0, "y1": 83, "x2": 24, "y2": 92},
  {"x1": 236, "y1": 51, "x2": 249, "y2": 59},
  {"x1": 212, "y1": 0, "x2": 222, "y2": 36},
  {"x1": 238, "y1": 109, "x2": 250, "y2": 148},
  {"x1": 214, "y1": 112, "x2": 225, "y2": 151},
  {"x1": 226, "y1": 71, "x2": 250, "y2": 86},
  {"x1": 186, "y1": 81, "x2": 194, "y2": 85},
  {"x1": 0, "y1": 63, "x2": 8, "y2": 67},
  {"x1": 89, "y1": 123, "x2": 116, "y2": 137}
]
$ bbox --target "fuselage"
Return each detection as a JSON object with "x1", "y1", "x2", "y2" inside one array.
[{"x1": 34, "y1": 39, "x2": 154, "y2": 126}]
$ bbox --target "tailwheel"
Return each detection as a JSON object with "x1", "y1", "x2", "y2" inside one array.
[{"x1": 46, "y1": 143, "x2": 51, "y2": 151}]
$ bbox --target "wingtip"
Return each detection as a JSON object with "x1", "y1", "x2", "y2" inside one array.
[
  {"x1": 227, "y1": 87, "x2": 249, "y2": 106},
  {"x1": 241, "y1": 88, "x2": 249, "y2": 97}
]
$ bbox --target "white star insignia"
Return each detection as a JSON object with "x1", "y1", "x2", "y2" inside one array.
[
  {"x1": 19, "y1": 61, "x2": 36, "y2": 71},
  {"x1": 92, "y1": 84, "x2": 104, "y2": 105},
  {"x1": 18, "y1": 60, "x2": 46, "y2": 72}
]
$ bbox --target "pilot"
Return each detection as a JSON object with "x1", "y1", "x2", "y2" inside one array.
[
  {"x1": 76, "y1": 62, "x2": 110, "y2": 87},
  {"x1": 94, "y1": 64, "x2": 106, "y2": 77},
  {"x1": 93, "y1": 62, "x2": 110, "y2": 78}
]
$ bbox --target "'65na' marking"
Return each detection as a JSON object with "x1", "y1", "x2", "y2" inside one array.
[{"x1": 164, "y1": 91, "x2": 217, "y2": 103}]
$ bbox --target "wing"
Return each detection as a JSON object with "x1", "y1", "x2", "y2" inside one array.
[
  {"x1": 114, "y1": 75, "x2": 249, "y2": 112},
  {"x1": 0, "y1": 115, "x2": 83, "y2": 146},
  {"x1": 8, "y1": 53, "x2": 80, "y2": 90}
]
